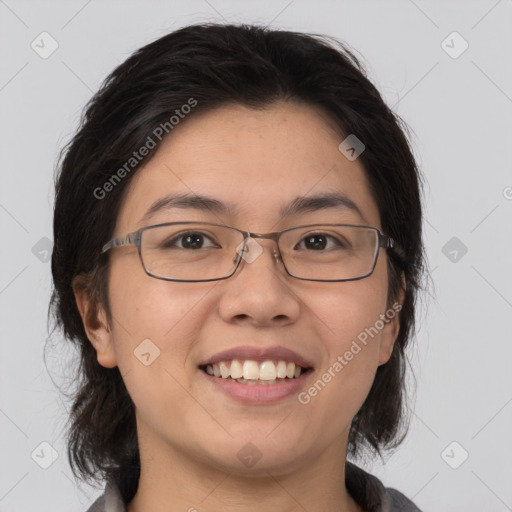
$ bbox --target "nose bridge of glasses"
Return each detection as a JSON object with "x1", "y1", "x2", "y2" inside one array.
[{"x1": 245, "y1": 232, "x2": 281, "y2": 259}]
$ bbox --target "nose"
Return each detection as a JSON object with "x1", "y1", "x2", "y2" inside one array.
[{"x1": 218, "y1": 237, "x2": 301, "y2": 327}]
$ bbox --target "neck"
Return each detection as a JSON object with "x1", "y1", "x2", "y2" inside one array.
[{"x1": 127, "y1": 427, "x2": 361, "y2": 512}]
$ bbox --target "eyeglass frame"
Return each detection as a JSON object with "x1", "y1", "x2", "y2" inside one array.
[{"x1": 101, "y1": 221, "x2": 404, "y2": 283}]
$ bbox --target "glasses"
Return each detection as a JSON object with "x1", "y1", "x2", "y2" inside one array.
[{"x1": 101, "y1": 222, "x2": 403, "y2": 282}]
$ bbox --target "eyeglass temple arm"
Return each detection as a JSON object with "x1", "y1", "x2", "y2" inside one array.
[
  {"x1": 102, "y1": 232, "x2": 139, "y2": 253},
  {"x1": 381, "y1": 235, "x2": 406, "y2": 260}
]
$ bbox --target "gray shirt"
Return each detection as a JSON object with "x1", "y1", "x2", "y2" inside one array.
[{"x1": 85, "y1": 462, "x2": 422, "y2": 512}]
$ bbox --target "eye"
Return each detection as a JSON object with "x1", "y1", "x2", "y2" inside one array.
[
  {"x1": 162, "y1": 231, "x2": 219, "y2": 250},
  {"x1": 296, "y1": 233, "x2": 347, "y2": 251}
]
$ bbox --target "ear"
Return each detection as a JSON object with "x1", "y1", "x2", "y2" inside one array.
[
  {"x1": 378, "y1": 273, "x2": 406, "y2": 366},
  {"x1": 73, "y1": 276, "x2": 118, "y2": 368}
]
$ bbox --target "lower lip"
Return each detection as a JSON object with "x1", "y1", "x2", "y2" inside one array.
[{"x1": 199, "y1": 369, "x2": 313, "y2": 403}]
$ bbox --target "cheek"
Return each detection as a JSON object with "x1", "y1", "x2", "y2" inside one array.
[
  {"x1": 109, "y1": 252, "x2": 200, "y2": 329},
  {"x1": 299, "y1": 262, "x2": 389, "y2": 410},
  {"x1": 311, "y1": 259, "x2": 389, "y2": 352},
  {"x1": 105, "y1": 266, "x2": 217, "y2": 434},
  {"x1": 106, "y1": 258, "x2": 214, "y2": 373},
  {"x1": 311, "y1": 286, "x2": 385, "y2": 383}
]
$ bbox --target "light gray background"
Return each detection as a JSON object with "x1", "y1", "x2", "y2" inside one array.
[{"x1": 1, "y1": 1, "x2": 511, "y2": 511}]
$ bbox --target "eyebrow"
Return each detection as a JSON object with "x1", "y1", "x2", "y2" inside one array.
[{"x1": 139, "y1": 192, "x2": 366, "y2": 225}]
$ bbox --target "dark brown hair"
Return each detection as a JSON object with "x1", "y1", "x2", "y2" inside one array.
[{"x1": 50, "y1": 22, "x2": 426, "y2": 503}]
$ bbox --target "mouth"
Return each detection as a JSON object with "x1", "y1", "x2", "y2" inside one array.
[
  {"x1": 197, "y1": 345, "x2": 315, "y2": 402},
  {"x1": 198, "y1": 360, "x2": 313, "y2": 403},
  {"x1": 198, "y1": 359, "x2": 313, "y2": 385}
]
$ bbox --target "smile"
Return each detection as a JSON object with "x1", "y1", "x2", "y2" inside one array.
[{"x1": 199, "y1": 359, "x2": 314, "y2": 403}]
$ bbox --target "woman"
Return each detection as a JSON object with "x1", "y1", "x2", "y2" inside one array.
[{"x1": 51, "y1": 23, "x2": 426, "y2": 512}]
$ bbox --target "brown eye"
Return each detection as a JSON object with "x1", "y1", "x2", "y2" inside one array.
[
  {"x1": 296, "y1": 233, "x2": 346, "y2": 251},
  {"x1": 162, "y1": 232, "x2": 218, "y2": 250}
]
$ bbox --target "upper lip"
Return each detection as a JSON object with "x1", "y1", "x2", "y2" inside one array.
[{"x1": 199, "y1": 345, "x2": 314, "y2": 369}]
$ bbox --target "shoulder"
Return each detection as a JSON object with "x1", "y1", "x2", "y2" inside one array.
[
  {"x1": 345, "y1": 461, "x2": 422, "y2": 512},
  {"x1": 85, "y1": 480, "x2": 127, "y2": 512}
]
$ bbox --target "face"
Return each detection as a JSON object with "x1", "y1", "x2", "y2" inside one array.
[{"x1": 77, "y1": 102, "x2": 401, "y2": 477}]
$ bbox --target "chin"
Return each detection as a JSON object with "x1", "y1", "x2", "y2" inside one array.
[{"x1": 196, "y1": 436, "x2": 312, "y2": 476}]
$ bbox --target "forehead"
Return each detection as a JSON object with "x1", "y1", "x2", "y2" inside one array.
[{"x1": 115, "y1": 102, "x2": 381, "y2": 233}]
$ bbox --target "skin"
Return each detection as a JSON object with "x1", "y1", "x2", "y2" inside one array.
[{"x1": 75, "y1": 102, "x2": 404, "y2": 512}]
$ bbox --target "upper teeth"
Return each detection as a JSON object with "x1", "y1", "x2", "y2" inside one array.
[{"x1": 204, "y1": 360, "x2": 303, "y2": 380}]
